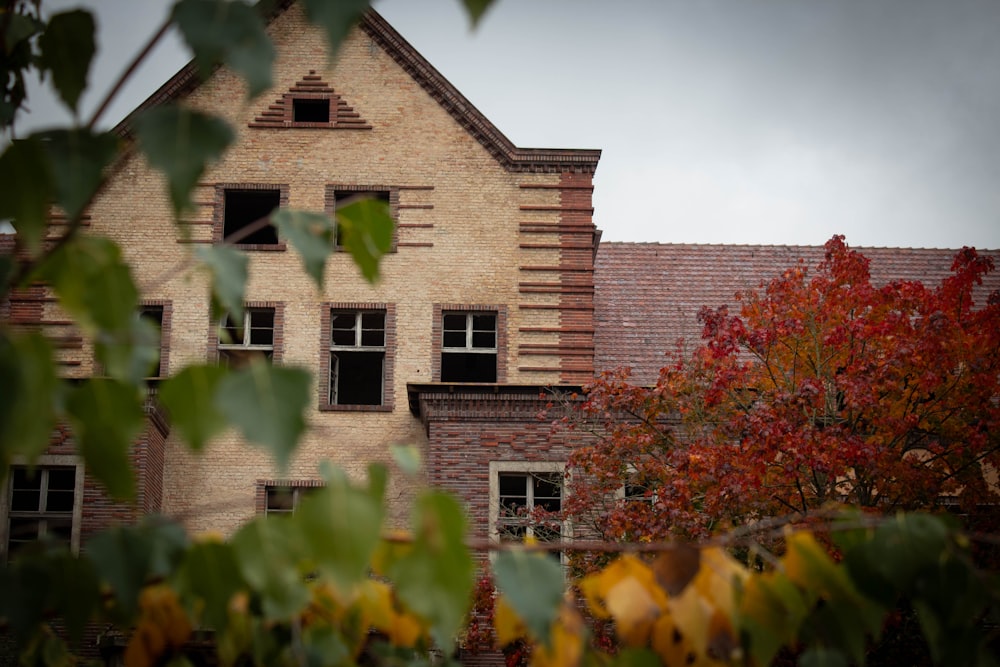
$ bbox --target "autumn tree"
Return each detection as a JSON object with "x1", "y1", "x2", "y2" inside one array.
[{"x1": 562, "y1": 236, "x2": 1000, "y2": 543}]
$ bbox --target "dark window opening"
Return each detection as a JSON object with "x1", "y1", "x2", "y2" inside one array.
[
  {"x1": 333, "y1": 190, "x2": 390, "y2": 246},
  {"x1": 293, "y1": 98, "x2": 331, "y2": 123},
  {"x1": 265, "y1": 485, "x2": 316, "y2": 516},
  {"x1": 223, "y1": 189, "x2": 280, "y2": 245},
  {"x1": 441, "y1": 352, "x2": 496, "y2": 382},
  {"x1": 329, "y1": 311, "x2": 385, "y2": 406},
  {"x1": 441, "y1": 312, "x2": 497, "y2": 382},
  {"x1": 138, "y1": 305, "x2": 164, "y2": 378}
]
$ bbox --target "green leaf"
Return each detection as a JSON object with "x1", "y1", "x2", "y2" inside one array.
[
  {"x1": 65, "y1": 379, "x2": 144, "y2": 500},
  {"x1": 134, "y1": 105, "x2": 233, "y2": 216},
  {"x1": 37, "y1": 10, "x2": 95, "y2": 113},
  {"x1": 175, "y1": 541, "x2": 248, "y2": 630},
  {"x1": 272, "y1": 209, "x2": 334, "y2": 289},
  {"x1": 0, "y1": 332, "x2": 59, "y2": 475},
  {"x1": 459, "y1": 0, "x2": 497, "y2": 27},
  {"x1": 0, "y1": 138, "x2": 52, "y2": 255},
  {"x1": 46, "y1": 553, "x2": 101, "y2": 647},
  {"x1": 295, "y1": 465, "x2": 385, "y2": 592},
  {"x1": 390, "y1": 444, "x2": 422, "y2": 477},
  {"x1": 232, "y1": 517, "x2": 310, "y2": 620},
  {"x1": 86, "y1": 526, "x2": 156, "y2": 621},
  {"x1": 41, "y1": 235, "x2": 138, "y2": 335},
  {"x1": 215, "y1": 362, "x2": 311, "y2": 471},
  {"x1": 5, "y1": 11, "x2": 44, "y2": 50},
  {"x1": 493, "y1": 549, "x2": 565, "y2": 646},
  {"x1": 300, "y1": 0, "x2": 370, "y2": 59},
  {"x1": 37, "y1": 129, "x2": 119, "y2": 222},
  {"x1": 95, "y1": 312, "x2": 161, "y2": 385},
  {"x1": 195, "y1": 244, "x2": 247, "y2": 322},
  {"x1": 159, "y1": 365, "x2": 229, "y2": 451},
  {"x1": 390, "y1": 491, "x2": 474, "y2": 651},
  {"x1": 172, "y1": 0, "x2": 275, "y2": 99},
  {"x1": 337, "y1": 197, "x2": 394, "y2": 283},
  {"x1": 611, "y1": 648, "x2": 662, "y2": 667},
  {"x1": 86, "y1": 519, "x2": 189, "y2": 622}
]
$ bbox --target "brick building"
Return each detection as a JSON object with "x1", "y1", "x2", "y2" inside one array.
[{"x1": 2, "y1": 0, "x2": 998, "y2": 580}]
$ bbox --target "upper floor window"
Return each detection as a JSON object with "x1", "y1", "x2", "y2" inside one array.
[
  {"x1": 219, "y1": 308, "x2": 274, "y2": 367},
  {"x1": 330, "y1": 189, "x2": 392, "y2": 248},
  {"x1": 138, "y1": 304, "x2": 167, "y2": 378},
  {"x1": 330, "y1": 310, "x2": 386, "y2": 406},
  {"x1": 2, "y1": 463, "x2": 82, "y2": 560},
  {"x1": 441, "y1": 312, "x2": 497, "y2": 382},
  {"x1": 224, "y1": 189, "x2": 279, "y2": 245}
]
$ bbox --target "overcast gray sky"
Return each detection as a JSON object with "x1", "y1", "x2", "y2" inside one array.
[{"x1": 17, "y1": 0, "x2": 1000, "y2": 250}]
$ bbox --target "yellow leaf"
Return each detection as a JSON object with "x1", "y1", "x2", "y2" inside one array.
[
  {"x1": 388, "y1": 611, "x2": 425, "y2": 648},
  {"x1": 605, "y1": 575, "x2": 661, "y2": 646},
  {"x1": 358, "y1": 580, "x2": 394, "y2": 631},
  {"x1": 691, "y1": 547, "x2": 747, "y2": 619},
  {"x1": 531, "y1": 604, "x2": 584, "y2": 667},
  {"x1": 495, "y1": 594, "x2": 529, "y2": 645},
  {"x1": 579, "y1": 554, "x2": 668, "y2": 620},
  {"x1": 651, "y1": 612, "x2": 696, "y2": 667}
]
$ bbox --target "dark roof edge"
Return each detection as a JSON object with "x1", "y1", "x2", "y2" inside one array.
[
  {"x1": 406, "y1": 382, "x2": 584, "y2": 418},
  {"x1": 112, "y1": 2, "x2": 602, "y2": 174},
  {"x1": 598, "y1": 241, "x2": 1000, "y2": 254}
]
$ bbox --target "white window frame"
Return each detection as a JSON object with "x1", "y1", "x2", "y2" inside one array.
[
  {"x1": 0, "y1": 455, "x2": 85, "y2": 561},
  {"x1": 488, "y1": 461, "x2": 569, "y2": 560},
  {"x1": 218, "y1": 307, "x2": 275, "y2": 361},
  {"x1": 329, "y1": 310, "x2": 386, "y2": 406},
  {"x1": 442, "y1": 312, "x2": 497, "y2": 355}
]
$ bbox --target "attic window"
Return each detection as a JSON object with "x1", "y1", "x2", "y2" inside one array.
[
  {"x1": 293, "y1": 98, "x2": 330, "y2": 123},
  {"x1": 223, "y1": 189, "x2": 280, "y2": 245}
]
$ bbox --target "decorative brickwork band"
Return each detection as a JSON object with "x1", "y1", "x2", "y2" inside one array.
[{"x1": 249, "y1": 70, "x2": 372, "y2": 130}]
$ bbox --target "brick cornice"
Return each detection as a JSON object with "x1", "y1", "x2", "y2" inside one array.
[{"x1": 406, "y1": 382, "x2": 584, "y2": 425}]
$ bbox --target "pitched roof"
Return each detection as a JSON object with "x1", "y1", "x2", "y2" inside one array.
[
  {"x1": 114, "y1": 2, "x2": 600, "y2": 174},
  {"x1": 594, "y1": 242, "x2": 1000, "y2": 384}
]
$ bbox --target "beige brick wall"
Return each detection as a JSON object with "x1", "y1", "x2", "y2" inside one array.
[{"x1": 83, "y1": 5, "x2": 583, "y2": 535}]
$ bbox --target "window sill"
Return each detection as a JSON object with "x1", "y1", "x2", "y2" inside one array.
[{"x1": 319, "y1": 404, "x2": 393, "y2": 413}]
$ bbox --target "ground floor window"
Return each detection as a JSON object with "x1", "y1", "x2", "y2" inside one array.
[
  {"x1": 1, "y1": 459, "x2": 83, "y2": 560},
  {"x1": 489, "y1": 461, "x2": 566, "y2": 559}
]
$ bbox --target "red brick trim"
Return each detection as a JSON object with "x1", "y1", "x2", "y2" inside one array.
[
  {"x1": 318, "y1": 302, "x2": 396, "y2": 412},
  {"x1": 431, "y1": 304, "x2": 508, "y2": 383},
  {"x1": 212, "y1": 183, "x2": 289, "y2": 251},
  {"x1": 248, "y1": 70, "x2": 372, "y2": 130}
]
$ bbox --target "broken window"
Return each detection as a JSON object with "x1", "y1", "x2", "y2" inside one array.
[
  {"x1": 329, "y1": 310, "x2": 386, "y2": 406},
  {"x1": 441, "y1": 312, "x2": 497, "y2": 382},
  {"x1": 496, "y1": 471, "x2": 563, "y2": 558},
  {"x1": 332, "y1": 189, "x2": 390, "y2": 247},
  {"x1": 292, "y1": 98, "x2": 330, "y2": 123},
  {"x1": 4, "y1": 466, "x2": 78, "y2": 559},
  {"x1": 218, "y1": 308, "x2": 274, "y2": 366},
  {"x1": 223, "y1": 189, "x2": 280, "y2": 245},
  {"x1": 138, "y1": 305, "x2": 164, "y2": 378}
]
